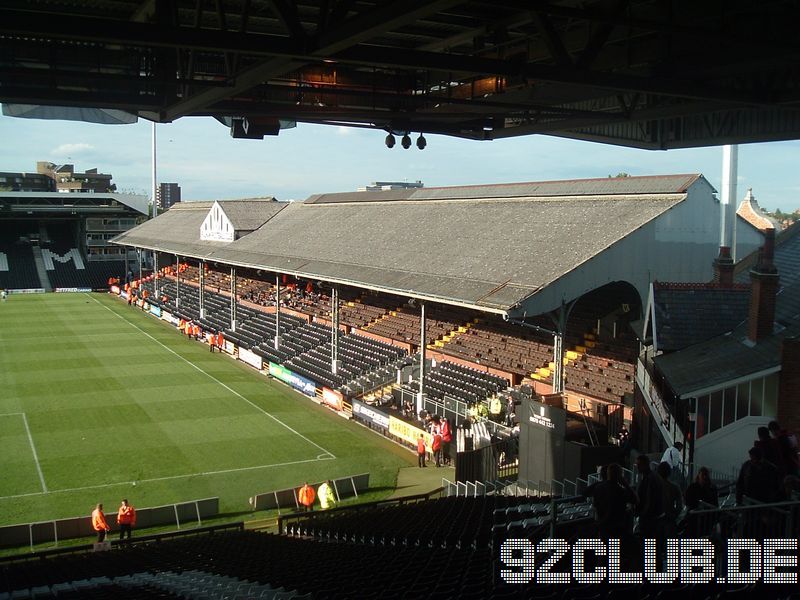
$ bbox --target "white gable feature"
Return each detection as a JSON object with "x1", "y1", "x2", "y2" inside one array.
[{"x1": 200, "y1": 201, "x2": 234, "y2": 242}]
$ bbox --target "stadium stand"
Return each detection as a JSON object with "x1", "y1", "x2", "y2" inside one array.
[
  {"x1": 0, "y1": 243, "x2": 40, "y2": 290},
  {"x1": 5, "y1": 479, "x2": 796, "y2": 600},
  {"x1": 402, "y1": 360, "x2": 509, "y2": 407}
]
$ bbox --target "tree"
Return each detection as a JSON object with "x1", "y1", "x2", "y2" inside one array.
[{"x1": 608, "y1": 172, "x2": 631, "y2": 178}]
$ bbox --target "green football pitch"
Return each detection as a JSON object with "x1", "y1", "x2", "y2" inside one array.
[{"x1": 0, "y1": 293, "x2": 413, "y2": 527}]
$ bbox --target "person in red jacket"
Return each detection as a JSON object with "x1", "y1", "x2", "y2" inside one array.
[
  {"x1": 298, "y1": 482, "x2": 316, "y2": 512},
  {"x1": 117, "y1": 498, "x2": 136, "y2": 541},
  {"x1": 432, "y1": 431, "x2": 443, "y2": 467},
  {"x1": 216, "y1": 331, "x2": 224, "y2": 351},
  {"x1": 440, "y1": 417, "x2": 452, "y2": 466},
  {"x1": 417, "y1": 434, "x2": 427, "y2": 468},
  {"x1": 91, "y1": 503, "x2": 111, "y2": 542}
]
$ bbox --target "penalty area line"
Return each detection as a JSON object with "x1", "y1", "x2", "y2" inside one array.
[
  {"x1": 0, "y1": 412, "x2": 47, "y2": 494},
  {"x1": 86, "y1": 294, "x2": 336, "y2": 460},
  {"x1": 0, "y1": 455, "x2": 334, "y2": 501}
]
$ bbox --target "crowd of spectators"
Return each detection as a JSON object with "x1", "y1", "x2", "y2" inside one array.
[{"x1": 581, "y1": 419, "x2": 800, "y2": 568}]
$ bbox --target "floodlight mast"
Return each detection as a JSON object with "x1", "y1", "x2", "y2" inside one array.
[{"x1": 151, "y1": 121, "x2": 159, "y2": 297}]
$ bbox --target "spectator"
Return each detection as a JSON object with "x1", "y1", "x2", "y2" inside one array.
[
  {"x1": 635, "y1": 455, "x2": 663, "y2": 540},
  {"x1": 117, "y1": 499, "x2": 136, "y2": 541},
  {"x1": 91, "y1": 503, "x2": 111, "y2": 543},
  {"x1": 684, "y1": 467, "x2": 719, "y2": 510},
  {"x1": 656, "y1": 462, "x2": 683, "y2": 540},
  {"x1": 298, "y1": 482, "x2": 316, "y2": 512},
  {"x1": 768, "y1": 420, "x2": 800, "y2": 477},
  {"x1": 660, "y1": 442, "x2": 684, "y2": 487},
  {"x1": 584, "y1": 463, "x2": 636, "y2": 540},
  {"x1": 736, "y1": 446, "x2": 781, "y2": 505},
  {"x1": 754, "y1": 426, "x2": 781, "y2": 469}
]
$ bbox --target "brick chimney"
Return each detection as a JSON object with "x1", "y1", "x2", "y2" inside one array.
[
  {"x1": 777, "y1": 336, "x2": 800, "y2": 435},
  {"x1": 748, "y1": 229, "x2": 779, "y2": 343},
  {"x1": 712, "y1": 246, "x2": 735, "y2": 287}
]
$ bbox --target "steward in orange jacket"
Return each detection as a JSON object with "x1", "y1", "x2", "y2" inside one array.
[
  {"x1": 208, "y1": 331, "x2": 216, "y2": 352},
  {"x1": 216, "y1": 332, "x2": 224, "y2": 350},
  {"x1": 298, "y1": 482, "x2": 316, "y2": 511},
  {"x1": 117, "y1": 499, "x2": 136, "y2": 541},
  {"x1": 91, "y1": 503, "x2": 110, "y2": 542}
]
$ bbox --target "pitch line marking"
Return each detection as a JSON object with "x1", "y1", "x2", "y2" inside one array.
[
  {"x1": 86, "y1": 294, "x2": 336, "y2": 460},
  {"x1": 0, "y1": 455, "x2": 334, "y2": 501},
  {"x1": 0, "y1": 412, "x2": 48, "y2": 493}
]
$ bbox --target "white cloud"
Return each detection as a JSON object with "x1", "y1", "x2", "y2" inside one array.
[{"x1": 51, "y1": 142, "x2": 94, "y2": 156}]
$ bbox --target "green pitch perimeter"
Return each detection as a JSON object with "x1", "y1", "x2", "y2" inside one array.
[{"x1": 0, "y1": 293, "x2": 412, "y2": 527}]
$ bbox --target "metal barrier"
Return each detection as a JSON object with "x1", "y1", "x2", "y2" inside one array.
[
  {"x1": 248, "y1": 473, "x2": 369, "y2": 513},
  {"x1": 0, "y1": 497, "x2": 220, "y2": 552},
  {"x1": 687, "y1": 497, "x2": 800, "y2": 541},
  {"x1": 277, "y1": 486, "x2": 444, "y2": 535},
  {"x1": 0, "y1": 521, "x2": 244, "y2": 564}
]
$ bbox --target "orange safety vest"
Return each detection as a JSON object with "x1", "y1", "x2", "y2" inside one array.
[
  {"x1": 194, "y1": 325, "x2": 200, "y2": 337},
  {"x1": 118, "y1": 505, "x2": 136, "y2": 526},
  {"x1": 417, "y1": 438, "x2": 426, "y2": 454},
  {"x1": 299, "y1": 485, "x2": 316, "y2": 507},
  {"x1": 208, "y1": 334, "x2": 214, "y2": 346},
  {"x1": 216, "y1": 333, "x2": 224, "y2": 348},
  {"x1": 91, "y1": 509, "x2": 109, "y2": 532}
]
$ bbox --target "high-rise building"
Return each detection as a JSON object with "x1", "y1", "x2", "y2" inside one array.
[{"x1": 157, "y1": 182, "x2": 181, "y2": 210}]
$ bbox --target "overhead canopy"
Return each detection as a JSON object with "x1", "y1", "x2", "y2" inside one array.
[
  {"x1": 0, "y1": 191, "x2": 149, "y2": 216},
  {"x1": 2, "y1": 1, "x2": 800, "y2": 148},
  {"x1": 113, "y1": 174, "x2": 701, "y2": 313}
]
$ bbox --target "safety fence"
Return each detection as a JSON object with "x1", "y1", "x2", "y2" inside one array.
[
  {"x1": 248, "y1": 473, "x2": 369, "y2": 513},
  {"x1": 277, "y1": 486, "x2": 444, "y2": 535},
  {"x1": 0, "y1": 521, "x2": 244, "y2": 564},
  {"x1": 0, "y1": 497, "x2": 219, "y2": 552}
]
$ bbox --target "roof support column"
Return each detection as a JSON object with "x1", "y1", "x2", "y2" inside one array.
[
  {"x1": 124, "y1": 249, "x2": 129, "y2": 284},
  {"x1": 331, "y1": 286, "x2": 340, "y2": 375},
  {"x1": 551, "y1": 299, "x2": 578, "y2": 394},
  {"x1": 274, "y1": 274, "x2": 280, "y2": 350},
  {"x1": 153, "y1": 252, "x2": 159, "y2": 298},
  {"x1": 417, "y1": 301, "x2": 426, "y2": 415},
  {"x1": 230, "y1": 267, "x2": 237, "y2": 331},
  {"x1": 175, "y1": 254, "x2": 180, "y2": 308},
  {"x1": 199, "y1": 260, "x2": 206, "y2": 318},
  {"x1": 137, "y1": 248, "x2": 142, "y2": 282}
]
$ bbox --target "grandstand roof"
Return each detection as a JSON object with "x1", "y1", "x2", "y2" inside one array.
[
  {"x1": 113, "y1": 174, "x2": 701, "y2": 313},
  {"x1": 651, "y1": 283, "x2": 752, "y2": 353},
  {"x1": 215, "y1": 198, "x2": 281, "y2": 231},
  {"x1": 306, "y1": 174, "x2": 702, "y2": 204},
  {"x1": 655, "y1": 223, "x2": 800, "y2": 397},
  {"x1": 0, "y1": 191, "x2": 149, "y2": 215}
]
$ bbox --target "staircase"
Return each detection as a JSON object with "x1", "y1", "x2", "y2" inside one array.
[
  {"x1": 31, "y1": 246, "x2": 52, "y2": 291},
  {"x1": 430, "y1": 318, "x2": 474, "y2": 350}
]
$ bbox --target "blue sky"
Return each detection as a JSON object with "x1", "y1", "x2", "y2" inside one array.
[{"x1": 1, "y1": 113, "x2": 798, "y2": 212}]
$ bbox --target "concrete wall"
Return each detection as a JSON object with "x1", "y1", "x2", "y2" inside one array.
[{"x1": 693, "y1": 415, "x2": 771, "y2": 476}]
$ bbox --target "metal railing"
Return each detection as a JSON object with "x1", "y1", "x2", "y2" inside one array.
[{"x1": 277, "y1": 487, "x2": 444, "y2": 535}]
